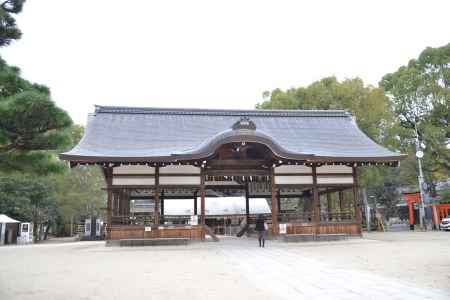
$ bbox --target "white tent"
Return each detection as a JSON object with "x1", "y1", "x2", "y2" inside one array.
[
  {"x1": 164, "y1": 197, "x2": 271, "y2": 216},
  {"x1": 0, "y1": 214, "x2": 20, "y2": 223},
  {"x1": 0, "y1": 214, "x2": 20, "y2": 245},
  {"x1": 131, "y1": 197, "x2": 271, "y2": 215}
]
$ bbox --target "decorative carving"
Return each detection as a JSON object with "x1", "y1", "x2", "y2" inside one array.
[{"x1": 232, "y1": 117, "x2": 256, "y2": 130}]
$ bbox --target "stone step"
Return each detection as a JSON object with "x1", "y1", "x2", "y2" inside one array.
[
  {"x1": 283, "y1": 234, "x2": 315, "y2": 242},
  {"x1": 283, "y1": 233, "x2": 349, "y2": 242},
  {"x1": 119, "y1": 238, "x2": 189, "y2": 247}
]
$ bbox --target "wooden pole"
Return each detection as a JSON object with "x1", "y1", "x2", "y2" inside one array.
[
  {"x1": 339, "y1": 191, "x2": 345, "y2": 212},
  {"x1": 120, "y1": 190, "x2": 126, "y2": 216},
  {"x1": 105, "y1": 166, "x2": 113, "y2": 240},
  {"x1": 352, "y1": 166, "x2": 362, "y2": 234},
  {"x1": 326, "y1": 189, "x2": 332, "y2": 213},
  {"x1": 193, "y1": 191, "x2": 198, "y2": 216},
  {"x1": 312, "y1": 164, "x2": 320, "y2": 236},
  {"x1": 200, "y1": 167, "x2": 206, "y2": 239},
  {"x1": 125, "y1": 189, "x2": 130, "y2": 216},
  {"x1": 245, "y1": 183, "x2": 250, "y2": 222},
  {"x1": 277, "y1": 189, "x2": 281, "y2": 214},
  {"x1": 270, "y1": 166, "x2": 279, "y2": 235},
  {"x1": 160, "y1": 189, "x2": 165, "y2": 223},
  {"x1": 154, "y1": 166, "x2": 160, "y2": 225}
]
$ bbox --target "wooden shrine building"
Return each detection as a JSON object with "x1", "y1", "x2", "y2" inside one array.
[{"x1": 60, "y1": 106, "x2": 404, "y2": 241}]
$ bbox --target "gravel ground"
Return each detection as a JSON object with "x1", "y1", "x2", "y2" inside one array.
[{"x1": 0, "y1": 231, "x2": 449, "y2": 300}]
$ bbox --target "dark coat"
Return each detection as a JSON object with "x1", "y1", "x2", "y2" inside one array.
[{"x1": 255, "y1": 218, "x2": 266, "y2": 232}]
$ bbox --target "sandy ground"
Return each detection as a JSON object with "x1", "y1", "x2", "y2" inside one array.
[
  {"x1": 0, "y1": 231, "x2": 449, "y2": 300},
  {"x1": 287, "y1": 231, "x2": 450, "y2": 291}
]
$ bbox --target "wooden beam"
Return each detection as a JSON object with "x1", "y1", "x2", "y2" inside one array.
[
  {"x1": 270, "y1": 166, "x2": 279, "y2": 235},
  {"x1": 312, "y1": 164, "x2": 320, "y2": 235},
  {"x1": 205, "y1": 169, "x2": 269, "y2": 176},
  {"x1": 319, "y1": 187, "x2": 347, "y2": 195},
  {"x1": 208, "y1": 159, "x2": 269, "y2": 169}
]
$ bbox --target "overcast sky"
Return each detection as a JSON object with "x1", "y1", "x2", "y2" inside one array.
[{"x1": 2, "y1": 0, "x2": 449, "y2": 125}]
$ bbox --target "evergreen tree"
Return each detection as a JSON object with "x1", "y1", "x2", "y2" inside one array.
[{"x1": 0, "y1": 0, "x2": 26, "y2": 47}]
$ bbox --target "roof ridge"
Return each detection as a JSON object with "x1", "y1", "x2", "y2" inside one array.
[{"x1": 94, "y1": 105, "x2": 351, "y2": 117}]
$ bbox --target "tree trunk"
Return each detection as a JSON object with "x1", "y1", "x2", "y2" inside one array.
[
  {"x1": 33, "y1": 221, "x2": 38, "y2": 243},
  {"x1": 70, "y1": 215, "x2": 73, "y2": 237},
  {"x1": 43, "y1": 222, "x2": 51, "y2": 240}
]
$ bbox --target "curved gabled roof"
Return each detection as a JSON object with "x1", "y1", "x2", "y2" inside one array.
[{"x1": 59, "y1": 105, "x2": 405, "y2": 163}]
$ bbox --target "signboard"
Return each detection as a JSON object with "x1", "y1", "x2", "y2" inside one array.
[
  {"x1": 190, "y1": 215, "x2": 198, "y2": 226},
  {"x1": 18, "y1": 223, "x2": 33, "y2": 244},
  {"x1": 144, "y1": 226, "x2": 152, "y2": 232},
  {"x1": 95, "y1": 219, "x2": 102, "y2": 237},
  {"x1": 279, "y1": 223, "x2": 287, "y2": 234},
  {"x1": 84, "y1": 218, "x2": 91, "y2": 237}
]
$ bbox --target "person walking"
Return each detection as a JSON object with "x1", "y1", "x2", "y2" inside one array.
[{"x1": 255, "y1": 214, "x2": 267, "y2": 247}]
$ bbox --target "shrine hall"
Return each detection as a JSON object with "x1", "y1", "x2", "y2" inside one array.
[{"x1": 60, "y1": 106, "x2": 405, "y2": 242}]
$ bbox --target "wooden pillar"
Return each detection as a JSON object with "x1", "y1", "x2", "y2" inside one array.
[
  {"x1": 338, "y1": 190, "x2": 345, "y2": 221},
  {"x1": 125, "y1": 190, "x2": 130, "y2": 216},
  {"x1": 312, "y1": 164, "x2": 320, "y2": 235},
  {"x1": 303, "y1": 190, "x2": 312, "y2": 217},
  {"x1": 277, "y1": 189, "x2": 281, "y2": 214},
  {"x1": 326, "y1": 189, "x2": 333, "y2": 213},
  {"x1": 200, "y1": 167, "x2": 206, "y2": 239},
  {"x1": 245, "y1": 183, "x2": 250, "y2": 222},
  {"x1": 154, "y1": 166, "x2": 160, "y2": 225},
  {"x1": 193, "y1": 191, "x2": 198, "y2": 215},
  {"x1": 270, "y1": 166, "x2": 279, "y2": 235},
  {"x1": 119, "y1": 190, "x2": 127, "y2": 216},
  {"x1": 408, "y1": 200, "x2": 414, "y2": 227},
  {"x1": 352, "y1": 166, "x2": 362, "y2": 232},
  {"x1": 339, "y1": 191, "x2": 345, "y2": 212},
  {"x1": 105, "y1": 166, "x2": 113, "y2": 240},
  {"x1": 117, "y1": 192, "x2": 122, "y2": 216},
  {"x1": 160, "y1": 189, "x2": 165, "y2": 223}
]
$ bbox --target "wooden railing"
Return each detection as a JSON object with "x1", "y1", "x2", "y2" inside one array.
[
  {"x1": 111, "y1": 214, "x2": 193, "y2": 226},
  {"x1": 319, "y1": 212, "x2": 354, "y2": 222},
  {"x1": 112, "y1": 212, "x2": 355, "y2": 226},
  {"x1": 111, "y1": 215, "x2": 154, "y2": 226},
  {"x1": 277, "y1": 212, "x2": 354, "y2": 223},
  {"x1": 278, "y1": 212, "x2": 313, "y2": 223}
]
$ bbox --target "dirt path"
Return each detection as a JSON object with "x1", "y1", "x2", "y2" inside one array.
[{"x1": 0, "y1": 232, "x2": 449, "y2": 300}]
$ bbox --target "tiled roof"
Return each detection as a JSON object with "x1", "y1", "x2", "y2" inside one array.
[
  {"x1": 60, "y1": 106, "x2": 404, "y2": 163},
  {"x1": 94, "y1": 105, "x2": 351, "y2": 117}
]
